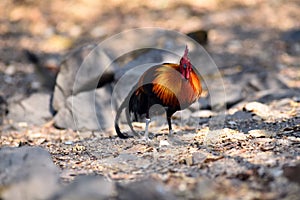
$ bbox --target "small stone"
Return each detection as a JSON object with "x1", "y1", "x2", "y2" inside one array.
[
  {"x1": 192, "y1": 152, "x2": 207, "y2": 165},
  {"x1": 227, "y1": 120, "x2": 237, "y2": 126},
  {"x1": 293, "y1": 96, "x2": 300, "y2": 102},
  {"x1": 31, "y1": 81, "x2": 41, "y2": 90},
  {"x1": 4, "y1": 65, "x2": 16, "y2": 75},
  {"x1": 159, "y1": 140, "x2": 170, "y2": 147},
  {"x1": 244, "y1": 102, "x2": 270, "y2": 115},
  {"x1": 64, "y1": 141, "x2": 74, "y2": 145},
  {"x1": 191, "y1": 110, "x2": 215, "y2": 118},
  {"x1": 17, "y1": 122, "x2": 28, "y2": 128},
  {"x1": 184, "y1": 155, "x2": 193, "y2": 166},
  {"x1": 248, "y1": 129, "x2": 266, "y2": 138}
]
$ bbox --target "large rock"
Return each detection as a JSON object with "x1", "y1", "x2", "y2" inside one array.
[
  {"x1": 52, "y1": 45, "x2": 116, "y2": 131},
  {"x1": 0, "y1": 146, "x2": 60, "y2": 200},
  {"x1": 52, "y1": 44, "x2": 112, "y2": 112},
  {"x1": 54, "y1": 85, "x2": 114, "y2": 131},
  {"x1": 51, "y1": 175, "x2": 116, "y2": 200},
  {"x1": 7, "y1": 93, "x2": 53, "y2": 126}
]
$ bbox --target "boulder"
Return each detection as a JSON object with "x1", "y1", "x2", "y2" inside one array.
[{"x1": 0, "y1": 146, "x2": 60, "y2": 200}]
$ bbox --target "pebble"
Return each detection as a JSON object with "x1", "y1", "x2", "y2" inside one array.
[
  {"x1": 191, "y1": 110, "x2": 215, "y2": 118},
  {"x1": 248, "y1": 129, "x2": 276, "y2": 138},
  {"x1": 244, "y1": 101, "x2": 272, "y2": 119},
  {"x1": 192, "y1": 152, "x2": 207, "y2": 165},
  {"x1": 293, "y1": 96, "x2": 300, "y2": 102},
  {"x1": 248, "y1": 129, "x2": 268, "y2": 138},
  {"x1": 4, "y1": 65, "x2": 16, "y2": 75},
  {"x1": 159, "y1": 139, "x2": 170, "y2": 147},
  {"x1": 244, "y1": 101, "x2": 270, "y2": 113},
  {"x1": 64, "y1": 141, "x2": 74, "y2": 145}
]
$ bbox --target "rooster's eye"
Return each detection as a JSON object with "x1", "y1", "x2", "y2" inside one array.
[{"x1": 183, "y1": 64, "x2": 187, "y2": 69}]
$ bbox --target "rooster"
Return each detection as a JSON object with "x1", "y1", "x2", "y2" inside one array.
[{"x1": 115, "y1": 46, "x2": 202, "y2": 139}]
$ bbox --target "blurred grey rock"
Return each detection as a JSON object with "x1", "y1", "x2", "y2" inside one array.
[
  {"x1": 52, "y1": 45, "x2": 116, "y2": 131},
  {"x1": 7, "y1": 92, "x2": 53, "y2": 125},
  {"x1": 244, "y1": 71, "x2": 288, "y2": 92},
  {"x1": 0, "y1": 95, "x2": 8, "y2": 124},
  {"x1": 256, "y1": 88, "x2": 300, "y2": 103},
  {"x1": 52, "y1": 44, "x2": 101, "y2": 111},
  {"x1": 193, "y1": 178, "x2": 217, "y2": 199},
  {"x1": 25, "y1": 50, "x2": 62, "y2": 90},
  {"x1": 54, "y1": 85, "x2": 114, "y2": 131},
  {"x1": 227, "y1": 110, "x2": 253, "y2": 121},
  {"x1": 187, "y1": 29, "x2": 208, "y2": 45},
  {"x1": 51, "y1": 175, "x2": 116, "y2": 200},
  {"x1": 225, "y1": 83, "x2": 245, "y2": 107},
  {"x1": 0, "y1": 146, "x2": 60, "y2": 200},
  {"x1": 282, "y1": 29, "x2": 300, "y2": 56},
  {"x1": 208, "y1": 158, "x2": 248, "y2": 178},
  {"x1": 117, "y1": 178, "x2": 176, "y2": 200}
]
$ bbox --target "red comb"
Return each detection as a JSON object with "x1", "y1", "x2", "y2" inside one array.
[{"x1": 183, "y1": 45, "x2": 189, "y2": 59}]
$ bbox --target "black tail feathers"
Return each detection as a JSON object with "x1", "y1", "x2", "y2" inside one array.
[
  {"x1": 114, "y1": 99, "x2": 130, "y2": 139},
  {"x1": 114, "y1": 96, "x2": 139, "y2": 139}
]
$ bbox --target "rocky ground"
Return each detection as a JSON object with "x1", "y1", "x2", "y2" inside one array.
[{"x1": 0, "y1": 0, "x2": 300, "y2": 200}]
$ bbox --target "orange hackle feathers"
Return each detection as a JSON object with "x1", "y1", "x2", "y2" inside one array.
[
  {"x1": 115, "y1": 46, "x2": 202, "y2": 139},
  {"x1": 152, "y1": 63, "x2": 201, "y2": 107}
]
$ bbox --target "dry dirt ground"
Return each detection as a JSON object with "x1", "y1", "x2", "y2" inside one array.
[{"x1": 0, "y1": 0, "x2": 300, "y2": 199}]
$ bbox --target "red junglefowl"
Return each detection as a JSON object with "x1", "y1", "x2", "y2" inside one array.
[{"x1": 115, "y1": 46, "x2": 202, "y2": 139}]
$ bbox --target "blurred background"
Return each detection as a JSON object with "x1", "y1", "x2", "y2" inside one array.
[
  {"x1": 0, "y1": 0, "x2": 299, "y2": 125},
  {"x1": 1, "y1": 0, "x2": 299, "y2": 87},
  {"x1": 2, "y1": 0, "x2": 300, "y2": 52}
]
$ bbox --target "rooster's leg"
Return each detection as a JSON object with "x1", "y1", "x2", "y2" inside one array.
[
  {"x1": 167, "y1": 110, "x2": 184, "y2": 144},
  {"x1": 144, "y1": 118, "x2": 151, "y2": 139},
  {"x1": 166, "y1": 114, "x2": 184, "y2": 145},
  {"x1": 144, "y1": 101, "x2": 151, "y2": 140},
  {"x1": 167, "y1": 115, "x2": 173, "y2": 136}
]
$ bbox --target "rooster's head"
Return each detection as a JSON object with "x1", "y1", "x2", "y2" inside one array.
[{"x1": 179, "y1": 45, "x2": 192, "y2": 80}]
